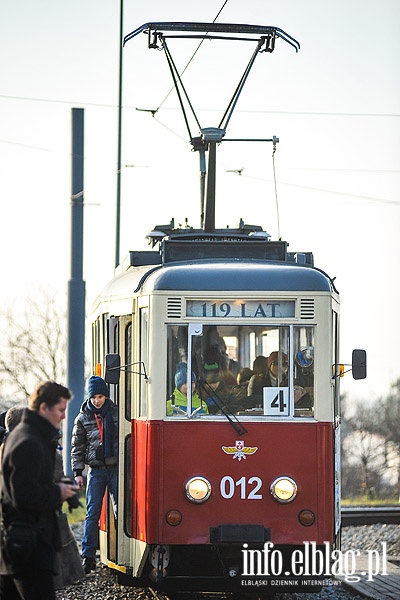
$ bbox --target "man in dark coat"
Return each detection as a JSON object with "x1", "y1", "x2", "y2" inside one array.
[
  {"x1": 0, "y1": 411, "x2": 7, "y2": 445},
  {"x1": 0, "y1": 381, "x2": 79, "y2": 600}
]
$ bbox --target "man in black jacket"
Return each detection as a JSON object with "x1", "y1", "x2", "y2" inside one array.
[{"x1": 0, "y1": 381, "x2": 79, "y2": 600}]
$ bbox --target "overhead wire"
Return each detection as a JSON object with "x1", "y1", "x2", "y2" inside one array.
[
  {"x1": 1, "y1": 95, "x2": 399, "y2": 120},
  {"x1": 1, "y1": 133, "x2": 397, "y2": 206},
  {"x1": 226, "y1": 171, "x2": 400, "y2": 205},
  {"x1": 153, "y1": 0, "x2": 230, "y2": 113},
  {"x1": 1, "y1": 2, "x2": 398, "y2": 211},
  {"x1": 271, "y1": 139, "x2": 281, "y2": 238},
  {"x1": 0, "y1": 138, "x2": 68, "y2": 154}
]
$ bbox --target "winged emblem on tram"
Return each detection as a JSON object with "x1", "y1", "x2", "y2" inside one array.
[{"x1": 222, "y1": 440, "x2": 258, "y2": 461}]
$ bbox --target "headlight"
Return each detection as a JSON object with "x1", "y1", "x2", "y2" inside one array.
[
  {"x1": 185, "y1": 477, "x2": 211, "y2": 503},
  {"x1": 270, "y1": 476, "x2": 297, "y2": 503}
]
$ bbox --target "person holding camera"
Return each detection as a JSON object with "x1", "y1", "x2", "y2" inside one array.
[
  {"x1": 71, "y1": 376, "x2": 118, "y2": 575},
  {"x1": 0, "y1": 404, "x2": 84, "y2": 592},
  {"x1": 0, "y1": 381, "x2": 79, "y2": 600}
]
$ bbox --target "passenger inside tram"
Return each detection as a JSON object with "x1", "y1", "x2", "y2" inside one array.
[
  {"x1": 199, "y1": 361, "x2": 230, "y2": 414},
  {"x1": 202, "y1": 338, "x2": 237, "y2": 387},
  {"x1": 247, "y1": 351, "x2": 311, "y2": 409},
  {"x1": 236, "y1": 367, "x2": 253, "y2": 392},
  {"x1": 166, "y1": 324, "x2": 314, "y2": 417},
  {"x1": 198, "y1": 361, "x2": 244, "y2": 415},
  {"x1": 166, "y1": 362, "x2": 209, "y2": 415}
]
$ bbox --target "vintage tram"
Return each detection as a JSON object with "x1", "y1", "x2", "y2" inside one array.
[
  {"x1": 91, "y1": 221, "x2": 365, "y2": 596},
  {"x1": 89, "y1": 21, "x2": 366, "y2": 597}
]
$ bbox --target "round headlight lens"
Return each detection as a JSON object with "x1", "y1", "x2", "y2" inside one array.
[
  {"x1": 270, "y1": 476, "x2": 297, "y2": 503},
  {"x1": 185, "y1": 477, "x2": 211, "y2": 503}
]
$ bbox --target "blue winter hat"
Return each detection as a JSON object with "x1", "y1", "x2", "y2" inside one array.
[
  {"x1": 86, "y1": 375, "x2": 109, "y2": 400},
  {"x1": 175, "y1": 362, "x2": 196, "y2": 390}
]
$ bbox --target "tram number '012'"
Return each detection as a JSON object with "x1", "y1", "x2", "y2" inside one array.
[{"x1": 220, "y1": 476, "x2": 263, "y2": 500}]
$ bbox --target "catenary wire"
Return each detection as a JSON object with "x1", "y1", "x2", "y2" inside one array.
[
  {"x1": 154, "y1": 0, "x2": 230, "y2": 112},
  {"x1": 1, "y1": 94, "x2": 399, "y2": 119},
  {"x1": 226, "y1": 171, "x2": 400, "y2": 205}
]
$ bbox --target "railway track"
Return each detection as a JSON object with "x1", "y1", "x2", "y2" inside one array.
[
  {"x1": 60, "y1": 516, "x2": 400, "y2": 600},
  {"x1": 341, "y1": 505, "x2": 400, "y2": 526}
]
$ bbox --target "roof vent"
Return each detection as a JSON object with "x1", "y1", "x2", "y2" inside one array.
[
  {"x1": 300, "y1": 298, "x2": 315, "y2": 320},
  {"x1": 167, "y1": 297, "x2": 183, "y2": 319}
]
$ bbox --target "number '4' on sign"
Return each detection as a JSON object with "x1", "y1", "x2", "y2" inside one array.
[{"x1": 264, "y1": 387, "x2": 290, "y2": 416}]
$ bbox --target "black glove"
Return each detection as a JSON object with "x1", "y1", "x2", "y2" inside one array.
[{"x1": 61, "y1": 478, "x2": 83, "y2": 512}]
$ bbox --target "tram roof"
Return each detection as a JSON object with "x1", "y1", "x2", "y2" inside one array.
[
  {"x1": 97, "y1": 260, "x2": 334, "y2": 302},
  {"x1": 143, "y1": 260, "x2": 333, "y2": 292}
]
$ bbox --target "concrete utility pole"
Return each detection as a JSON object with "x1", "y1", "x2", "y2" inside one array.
[
  {"x1": 64, "y1": 107, "x2": 86, "y2": 476},
  {"x1": 115, "y1": 0, "x2": 124, "y2": 268}
]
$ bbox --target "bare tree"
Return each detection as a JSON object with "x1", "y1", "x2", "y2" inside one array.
[
  {"x1": 342, "y1": 426, "x2": 386, "y2": 498},
  {"x1": 0, "y1": 288, "x2": 67, "y2": 406},
  {"x1": 370, "y1": 380, "x2": 400, "y2": 498},
  {"x1": 341, "y1": 388, "x2": 400, "y2": 500}
]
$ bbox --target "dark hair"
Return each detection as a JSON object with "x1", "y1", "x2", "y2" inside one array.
[
  {"x1": 237, "y1": 367, "x2": 253, "y2": 385},
  {"x1": 29, "y1": 381, "x2": 71, "y2": 411},
  {"x1": 252, "y1": 355, "x2": 268, "y2": 375},
  {"x1": 5, "y1": 405, "x2": 25, "y2": 431}
]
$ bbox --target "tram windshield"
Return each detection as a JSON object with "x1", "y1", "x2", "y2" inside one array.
[{"x1": 166, "y1": 324, "x2": 314, "y2": 418}]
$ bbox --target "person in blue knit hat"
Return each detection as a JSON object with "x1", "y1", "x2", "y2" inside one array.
[
  {"x1": 71, "y1": 375, "x2": 118, "y2": 574},
  {"x1": 167, "y1": 362, "x2": 208, "y2": 415}
]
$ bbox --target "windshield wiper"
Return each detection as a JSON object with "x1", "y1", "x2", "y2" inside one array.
[{"x1": 198, "y1": 379, "x2": 247, "y2": 436}]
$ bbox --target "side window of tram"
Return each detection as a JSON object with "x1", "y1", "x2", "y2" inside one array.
[
  {"x1": 139, "y1": 309, "x2": 149, "y2": 417},
  {"x1": 332, "y1": 312, "x2": 340, "y2": 416},
  {"x1": 92, "y1": 318, "x2": 101, "y2": 367},
  {"x1": 247, "y1": 326, "x2": 290, "y2": 415},
  {"x1": 166, "y1": 325, "x2": 190, "y2": 416},
  {"x1": 293, "y1": 326, "x2": 314, "y2": 416},
  {"x1": 255, "y1": 326, "x2": 314, "y2": 417},
  {"x1": 125, "y1": 322, "x2": 132, "y2": 421}
]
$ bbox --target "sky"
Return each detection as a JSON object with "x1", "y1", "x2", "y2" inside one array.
[{"x1": 1, "y1": 0, "x2": 399, "y2": 402}]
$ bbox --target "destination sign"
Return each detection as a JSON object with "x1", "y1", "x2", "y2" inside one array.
[{"x1": 186, "y1": 300, "x2": 295, "y2": 318}]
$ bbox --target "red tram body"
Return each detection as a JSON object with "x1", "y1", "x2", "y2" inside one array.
[{"x1": 133, "y1": 420, "x2": 334, "y2": 546}]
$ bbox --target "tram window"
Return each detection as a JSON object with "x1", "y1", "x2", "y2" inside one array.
[
  {"x1": 108, "y1": 317, "x2": 120, "y2": 406},
  {"x1": 166, "y1": 324, "x2": 314, "y2": 418},
  {"x1": 92, "y1": 318, "x2": 101, "y2": 367},
  {"x1": 332, "y1": 312, "x2": 340, "y2": 416},
  {"x1": 125, "y1": 322, "x2": 132, "y2": 421},
  {"x1": 139, "y1": 309, "x2": 149, "y2": 417},
  {"x1": 293, "y1": 326, "x2": 314, "y2": 417}
]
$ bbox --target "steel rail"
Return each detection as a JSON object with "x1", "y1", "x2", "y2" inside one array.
[{"x1": 342, "y1": 506, "x2": 400, "y2": 526}]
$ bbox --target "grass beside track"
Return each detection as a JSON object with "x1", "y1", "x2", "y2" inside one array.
[
  {"x1": 342, "y1": 497, "x2": 399, "y2": 506},
  {"x1": 63, "y1": 496, "x2": 86, "y2": 525}
]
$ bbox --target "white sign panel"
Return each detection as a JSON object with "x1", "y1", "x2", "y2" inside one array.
[
  {"x1": 263, "y1": 387, "x2": 290, "y2": 417},
  {"x1": 186, "y1": 300, "x2": 295, "y2": 318}
]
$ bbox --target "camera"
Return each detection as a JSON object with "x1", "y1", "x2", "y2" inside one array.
[
  {"x1": 95, "y1": 444, "x2": 105, "y2": 462},
  {"x1": 61, "y1": 478, "x2": 82, "y2": 512}
]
